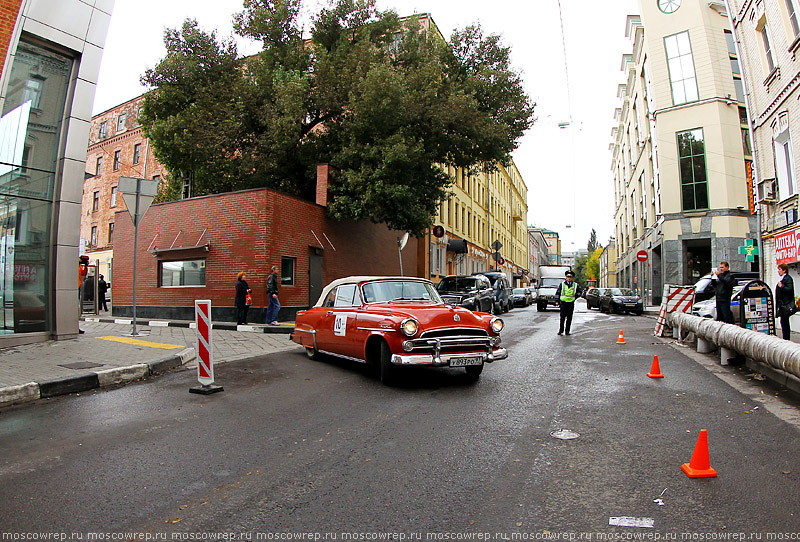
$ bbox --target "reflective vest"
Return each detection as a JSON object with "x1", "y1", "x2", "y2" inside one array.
[{"x1": 560, "y1": 281, "x2": 577, "y2": 303}]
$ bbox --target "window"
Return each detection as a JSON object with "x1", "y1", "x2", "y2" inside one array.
[
  {"x1": 110, "y1": 186, "x2": 117, "y2": 207},
  {"x1": 677, "y1": 128, "x2": 709, "y2": 211},
  {"x1": 90, "y1": 226, "x2": 97, "y2": 246},
  {"x1": 98, "y1": 121, "x2": 108, "y2": 139},
  {"x1": 117, "y1": 113, "x2": 126, "y2": 131},
  {"x1": 281, "y1": 256, "x2": 295, "y2": 286},
  {"x1": 95, "y1": 156, "x2": 102, "y2": 176},
  {"x1": 133, "y1": 143, "x2": 141, "y2": 165},
  {"x1": 773, "y1": 117, "x2": 795, "y2": 199},
  {"x1": 333, "y1": 284, "x2": 358, "y2": 307},
  {"x1": 787, "y1": 0, "x2": 800, "y2": 38},
  {"x1": 92, "y1": 191, "x2": 99, "y2": 212},
  {"x1": 761, "y1": 26, "x2": 776, "y2": 73},
  {"x1": 108, "y1": 222, "x2": 114, "y2": 244},
  {"x1": 159, "y1": 260, "x2": 206, "y2": 287},
  {"x1": 24, "y1": 78, "x2": 42, "y2": 109},
  {"x1": 152, "y1": 175, "x2": 160, "y2": 184},
  {"x1": 113, "y1": 150, "x2": 120, "y2": 171},
  {"x1": 665, "y1": 31, "x2": 698, "y2": 105}
]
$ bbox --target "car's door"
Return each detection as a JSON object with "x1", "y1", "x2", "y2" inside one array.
[
  {"x1": 319, "y1": 283, "x2": 363, "y2": 359},
  {"x1": 478, "y1": 276, "x2": 493, "y2": 311}
]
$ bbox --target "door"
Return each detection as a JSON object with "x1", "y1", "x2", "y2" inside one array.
[{"x1": 309, "y1": 253, "x2": 323, "y2": 307}]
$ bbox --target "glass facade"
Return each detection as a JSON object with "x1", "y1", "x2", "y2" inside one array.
[
  {"x1": 677, "y1": 128, "x2": 709, "y2": 211},
  {"x1": 0, "y1": 37, "x2": 72, "y2": 334}
]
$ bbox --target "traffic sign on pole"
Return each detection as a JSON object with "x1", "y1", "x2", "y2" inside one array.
[
  {"x1": 637, "y1": 250, "x2": 648, "y2": 262},
  {"x1": 190, "y1": 299, "x2": 223, "y2": 395}
]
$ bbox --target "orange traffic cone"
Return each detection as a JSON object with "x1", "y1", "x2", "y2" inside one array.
[
  {"x1": 681, "y1": 429, "x2": 718, "y2": 478},
  {"x1": 647, "y1": 355, "x2": 664, "y2": 378},
  {"x1": 616, "y1": 330, "x2": 626, "y2": 345}
]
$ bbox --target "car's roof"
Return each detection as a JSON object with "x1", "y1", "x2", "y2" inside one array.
[{"x1": 314, "y1": 276, "x2": 432, "y2": 307}]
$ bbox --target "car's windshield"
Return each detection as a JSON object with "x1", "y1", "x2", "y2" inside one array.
[
  {"x1": 694, "y1": 277, "x2": 712, "y2": 292},
  {"x1": 437, "y1": 277, "x2": 478, "y2": 291},
  {"x1": 513, "y1": 288, "x2": 525, "y2": 294},
  {"x1": 540, "y1": 278, "x2": 562, "y2": 288},
  {"x1": 362, "y1": 280, "x2": 442, "y2": 303},
  {"x1": 610, "y1": 288, "x2": 636, "y2": 296}
]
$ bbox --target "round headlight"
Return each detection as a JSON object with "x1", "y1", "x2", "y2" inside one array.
[
  {"x1": 400, "y1": 318, "x2": 419, "y2": 337},
  {"x1": 490, "y1": 317, "x2": 504, "y2": 334}
]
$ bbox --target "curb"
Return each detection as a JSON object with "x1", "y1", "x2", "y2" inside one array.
[
  {"x1": 81, "y1": 316, "x2": 293, "y2": 334},
  {"x1": 0, "y1": 347, "x2": 195, "y2": 408}
]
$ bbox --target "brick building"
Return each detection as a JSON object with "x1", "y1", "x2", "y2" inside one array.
[
  {"x1": 82, "y1": 94, "x2": 164, "y2": 280},
  {"x1": 111, "y1": 166, "x2": 417, "y2": 322}
]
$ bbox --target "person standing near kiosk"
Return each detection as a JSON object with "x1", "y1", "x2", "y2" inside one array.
[
  {"x1": 711, "y1": 261, "x2": 736, "y2": 324},
  {"x1": 776, "y1": 263, "x2": 796, "y2": 340}
]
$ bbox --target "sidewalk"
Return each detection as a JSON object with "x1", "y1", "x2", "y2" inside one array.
[{"x1": 0, "y1": 317, "x2": 300, "y2": 407}]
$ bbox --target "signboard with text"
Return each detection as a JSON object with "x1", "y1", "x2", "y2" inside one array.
[{"x1": 775, "y1": 228, "x2": 800, "y2": 265}]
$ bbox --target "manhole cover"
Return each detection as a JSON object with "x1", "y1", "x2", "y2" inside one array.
[{"x1": 550, "y1": 429, "x2": 580, "y2": 440}]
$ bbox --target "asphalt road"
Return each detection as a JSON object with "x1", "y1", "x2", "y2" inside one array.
[{"x1": 1, "y1": 301, "x2": 799, "y2": 535}]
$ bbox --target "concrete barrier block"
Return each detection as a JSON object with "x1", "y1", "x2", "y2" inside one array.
[
  {"x1": 96, "y1": 364, "x2": 149, "y2": 387},
  {"x1": 697, "y1": 337, "x2": 715, "y2": 353},
  {"x1": 0, "y1": 382, "x2": 40, "y2": 405},
  {"x1": 720, "y1": 346, "x2": 737, "y2": 366}
]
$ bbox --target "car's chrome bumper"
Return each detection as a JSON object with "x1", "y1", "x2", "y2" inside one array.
[{"x1": 390, "y1": 348, "x2": 508, "y2": 367}]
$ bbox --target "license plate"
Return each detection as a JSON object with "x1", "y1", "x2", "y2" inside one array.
[
  {"x1": 450, "y1": 356, "x2": 483, "y2": 367},
  {"x1": 625, "y1": 303, "x2": 637, "y2": 307}
]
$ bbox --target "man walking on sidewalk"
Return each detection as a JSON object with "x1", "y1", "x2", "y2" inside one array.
[{"x1": 266, "y1": 265, "x2": 281, "y2": 325}]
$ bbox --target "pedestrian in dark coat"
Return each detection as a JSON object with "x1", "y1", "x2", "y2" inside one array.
[
  {"x1": 235, "y1": 271, "x2": 251, "y2": 325},
  {"x1": 776, "y1": 263, "x2": 795, "y2": 340},
  {"x1": 98, "y1": 274, "x2": 109, "y2": 312},
  {"x1": 712, "y1": 261, "x2": 736, "y2": 324}
]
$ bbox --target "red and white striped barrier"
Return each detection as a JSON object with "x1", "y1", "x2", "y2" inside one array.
[
  {"x1": 654, "y1": 285, "x2": 695, "y2": 337},
  {"x1": 189, "y1": 299, "x2": 223, "y2": 394}
]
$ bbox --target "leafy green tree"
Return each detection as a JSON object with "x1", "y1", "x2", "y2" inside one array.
[
  {"x1": 586, "y1": 247, "x2": 603, "y2": 284},
  {"x1": 139, "y1": 0, "x2": 535, "y2": 235}
]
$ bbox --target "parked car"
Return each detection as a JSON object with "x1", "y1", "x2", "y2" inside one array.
[
  {"x1": 511, "y1": 287, "x2": 533, "y2": 307},
  {"x1": 599, "y1": 288, "x2": 644, "y2": 315},
  {"x1": 585, "y1": 287, "x2": 609, "y2": 310},
  {"x1": 290, "y1": 276, "x2": 508, "y2": 385},
  {"x1": 472, "y1": 271, "x2": 513, "y2": 313},
  {"x1": 436, "y1": 274, "x2": 495, "y2": 313},
  {"x1": 693, "y1": 271, "x2": 759, "y2": 303},
  {"x1": 692, "y1": 285, "x2": 745, "y2": 323}
]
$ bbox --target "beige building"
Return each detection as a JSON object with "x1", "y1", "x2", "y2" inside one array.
[
  {"x1": 728, "y1": 0, "x2": 800, "y2": 292},
  {"x1": 610, "y1": 1, "x2": 757, "y2": 305},
  {"x1": 427, "y1": 161, "x2": 529, "y2": 285},
  {"x1": 600, "y1": 239, "x2": 618, "y2": 287}
]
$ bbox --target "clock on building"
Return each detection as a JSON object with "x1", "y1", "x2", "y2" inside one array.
[{"x1": 658, "y1": 0, "x2": 681, "y2": 13}]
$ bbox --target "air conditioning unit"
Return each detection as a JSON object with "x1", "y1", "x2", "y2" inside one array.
[{"x1": 758, "y1": 178, "x2": 777, "y2": 202}]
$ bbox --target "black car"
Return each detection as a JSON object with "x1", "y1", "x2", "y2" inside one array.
[
  {"x1": 599, "y1": 288, "x2": 643, "y2": 315},
  {"x1": 511, "y1": 287, "x2": 533, "y2": 307},
  {"x1": 585, "y1": 287, "x2": 608, "y2": 310},
  {"x1": 472, "y1": 271, "x2": 513, "y2": 313},
  {"x1": 436, "y1": 274, "x2": 495, "y2": 313}
]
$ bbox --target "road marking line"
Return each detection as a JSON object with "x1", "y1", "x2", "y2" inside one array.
[{"x1": 96, "y1": 336, "x2": 183, "y2": 349}]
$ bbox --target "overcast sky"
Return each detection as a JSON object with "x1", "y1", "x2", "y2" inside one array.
[{"x1": 93, "y1": 0, "x2": 640, "y2": 251}]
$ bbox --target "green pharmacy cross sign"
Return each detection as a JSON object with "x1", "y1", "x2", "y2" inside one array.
[{"x1": 739, "y1": 239, "x2": 759, "y2": 262}]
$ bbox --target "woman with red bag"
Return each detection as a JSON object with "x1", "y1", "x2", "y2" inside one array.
[{"x1": 235, "y1": 271, "x2": 252, "y2": 325}]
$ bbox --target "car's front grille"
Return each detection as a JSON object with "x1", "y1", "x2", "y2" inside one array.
[{"x1": 405, "y1": 328, "x2": 494, "y2": 355}]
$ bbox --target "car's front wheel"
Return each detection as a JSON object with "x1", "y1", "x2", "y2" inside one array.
[
  {"x1": 379, "y1": 341, "x2": 398, "y2": 386},
  {"x1": 465, "y1": 364, "x2": 483, "y2": 380}
]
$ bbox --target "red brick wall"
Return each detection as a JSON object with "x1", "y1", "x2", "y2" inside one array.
[
  {"x1": 0, "y1": 0, "x2": 22, "y2": 75},
  {"x1": 112, "y1": 187, "x2": 418, "y2": 318}
]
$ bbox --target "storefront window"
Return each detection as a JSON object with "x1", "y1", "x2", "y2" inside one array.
[
  {"x1": 159, "y1": 260, "x2": 206, "y2": 287},
  {"x1": 0, "y1": 36, "x2": 72, "y2": 334}
]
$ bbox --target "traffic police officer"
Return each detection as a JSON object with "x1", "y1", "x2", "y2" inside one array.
[{"x1": 555, "y1": 270, "x2": 582, "y2": 336}]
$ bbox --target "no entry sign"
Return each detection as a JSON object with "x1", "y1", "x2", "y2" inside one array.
[
  {"x1": 637, "y1": 250, "x2": 648, "y2": 262},
  {"x1": 190, "y1": 299, "x2": 223, "y2": 394}
]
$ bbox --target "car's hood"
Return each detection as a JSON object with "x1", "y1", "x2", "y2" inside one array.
[
  {"x1": 364, "y1": 302, "x2": 491, "y2": 326},
  {"x1": 538, "y1": 286, "x2": 558, "y2": 293}
]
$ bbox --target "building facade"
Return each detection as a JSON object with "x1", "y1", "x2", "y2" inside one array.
[
  {"x1": 599, "y1": 239, "x2": 618, "y2": 287},
  {"x1": 611, "y1": 2, "x2": 757, "y2": 306},
  {"x1": 527, "y1": 227, "x2": 549, "y2": 283},
  {"x1": 728, "y1": 0, "x2": 800, "y2": 297},
  {"x1": 426, "y1": 161, "x2": 530, "y2": 286},
  {"x1": 81, "y1": 94, "x2": 164, "y2": 284},
  {"x1": 0, "y1": 0, "x2": 113, "y2": 346}
]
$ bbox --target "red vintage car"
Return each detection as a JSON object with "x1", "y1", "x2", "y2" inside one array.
[{"x1": 290, "y1": 276, "x2": 508, "y2": 385}]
